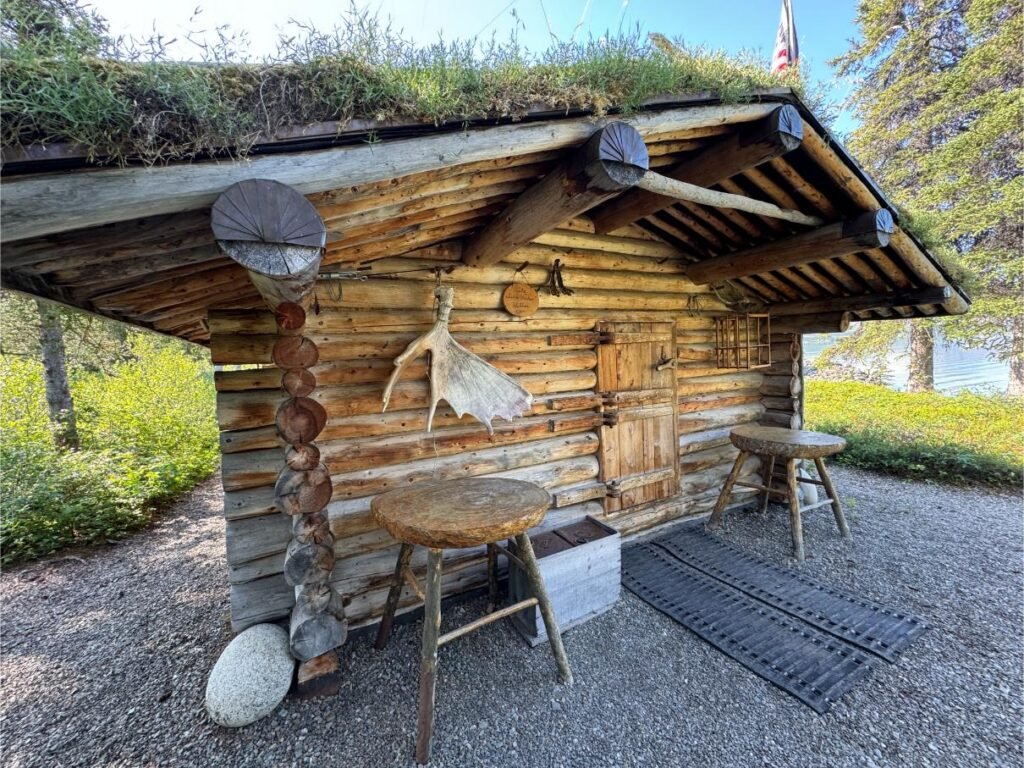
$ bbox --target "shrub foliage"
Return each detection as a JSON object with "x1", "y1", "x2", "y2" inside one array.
[
  {"x1": 0, "y1": 336, "x2": 218, "y2": 565},
  {"x1": 805, "y1": 380, "x2": 1023, "y2": 488}
]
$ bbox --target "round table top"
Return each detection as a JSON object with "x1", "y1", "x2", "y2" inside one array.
[
  {"x1": 371, "y1": 478, "x2": 551, "y2": 550},
  {"x1": 730, "y1": 425, "x2": 846, "y2": 459}
]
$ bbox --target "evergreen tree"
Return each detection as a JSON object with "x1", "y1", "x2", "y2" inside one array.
[{"x1": 831, "y1": 0, "x2": 1023, "y2": 395}]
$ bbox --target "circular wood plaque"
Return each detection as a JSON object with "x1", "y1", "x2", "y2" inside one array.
[{"x1": 502, "y1": 282, "x2": 540, "y2": 317}]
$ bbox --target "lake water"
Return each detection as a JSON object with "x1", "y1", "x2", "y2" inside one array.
[{"x1": 803, "y1": 332, "x2": 1010, "y2": 395}]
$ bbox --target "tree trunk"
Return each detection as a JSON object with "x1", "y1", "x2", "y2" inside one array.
[
  {"x1": 1008, "y1": 327, "x2": 1024, "y2": 397},
  {"x1": 907, "y1": 322, "x2": 934, "y2": 393},
  {"x1": 35, "y1": 299, "x2": 79, "y2": 450}
]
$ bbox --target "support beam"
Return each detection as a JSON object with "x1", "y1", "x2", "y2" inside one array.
[
  {"x1": 462, "y1": 123, "x2": 648, "y2": 267},
  {"x1": 635, "y1": 172, "x2": 824, "y2": 227},
  {"x1": 684, "y1": 209, "x2": 894, "y2": 285},
  {"x1": 592, "y1": 104, "x2": 803, "y2": 234},
  {"x1": 770, "y1": 312, "x2": 851, "y2": 335},
  {"x1": 767, "y1": 286, "x2": 953, "y2": 317}
]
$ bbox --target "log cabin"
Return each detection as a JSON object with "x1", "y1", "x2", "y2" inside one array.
[{"x1": 0, "y1": 88, "x2": 968, "y2": 653}]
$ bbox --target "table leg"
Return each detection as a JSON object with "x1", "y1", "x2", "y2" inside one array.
[
  {"x1": 760, "y1": 454, "x2": 776, "y2": 515},
  {"x1": 706, "y1": 450, "x2": 749, "y2": 530},
  {"x1": 815, "y1": 457, "x2": 851, "y2": 539},
  {"x1": 375, "y1": 543, "x2": 413, "y2": 650},
  {"x1": 486, "y1": 543, "x2": 499, "y2": 613},
  {"x1": 786, "y1": 459, "x2": 805, "y2": 562},
  {"x1": 515, "y1": 533, "x2": 573, "y2": 686},
  {"x1": 415, "y1": 548, "x2": 444, "y2": 765}
]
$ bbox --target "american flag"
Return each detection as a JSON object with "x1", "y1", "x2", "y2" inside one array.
[{"x1": 771, "y1": 0, "x2": 799, "y2": 74}]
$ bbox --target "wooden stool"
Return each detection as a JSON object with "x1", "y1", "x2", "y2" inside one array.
[
  {"x1": 706, "y1": 425, "x2": 850, "y2": 562},
  {"x1": 372, "y1": 478, "x2": 573, "y2": 765}
]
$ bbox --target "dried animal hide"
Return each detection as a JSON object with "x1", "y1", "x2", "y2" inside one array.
[{"x1": 382, "y1": 285, "x2": 533, "y2": 433}]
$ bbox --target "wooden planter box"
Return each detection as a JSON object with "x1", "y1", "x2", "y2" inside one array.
[{"x1": 508, "y1": 516, "x2": 621, "y2": 647}]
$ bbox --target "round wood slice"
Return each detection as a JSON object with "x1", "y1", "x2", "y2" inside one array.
[
  {"x1": 212, "y1": 179, "x2": 326, "y2": 252},
  {"x1": 286, "y1": 443, "x2": 322, "y2": 471},
  {"x1": 292, "y1": 511, "x2": 332, "y2": 546},
  {"x1": 273, "y1": 336, "x2": 319, "y2": 369},
  {"x1": 275, "y1": 463, "x2": 333, "y2": 515},
  {"x1": 502, "y1": 282, "x2": 540, "y2": 317},
  {"x1": 284, "y1": 538, "x2": 335, "y2": 587},
  {"x1": 276, "y1": 397, "x2": 327, "y2": 444},
  {"x1": 282, "y1": 368, "x2": 317, "y2": 397},
  {"x1": 372, "y1": 477, "x2": 550, "y2": 549},
  {"x1": 275, "y1": 302, "x2": 307, "y2": 332}
]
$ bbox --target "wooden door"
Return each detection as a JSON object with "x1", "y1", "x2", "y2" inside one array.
[{"x1": 596, "y1": 321, "x2": 679, "y2": 513}]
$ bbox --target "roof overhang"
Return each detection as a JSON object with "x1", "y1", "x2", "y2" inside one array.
[{"x1": 0, "y1": 90, "x2": 969, "y2": 344}]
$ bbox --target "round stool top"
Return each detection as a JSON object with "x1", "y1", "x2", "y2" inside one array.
[
  {"x1": 730, "y1": 425, "x2": 846, "y2": 459},
  {"x1": 371, "y1": 478, "x2": 551, "y2": 549}
]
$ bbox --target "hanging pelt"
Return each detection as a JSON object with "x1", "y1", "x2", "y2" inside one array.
[{"x1": 382, "y1": 285, "x2": 533, "y2": 434}]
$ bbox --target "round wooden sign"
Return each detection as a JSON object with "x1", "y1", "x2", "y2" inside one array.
[{"x1": 502, "y1": 282, "x2": 540, "y2": 317}]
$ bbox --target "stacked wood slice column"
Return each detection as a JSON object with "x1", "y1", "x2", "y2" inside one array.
[
  {"x1": 212, "y1": 178, "x2": 346, "y2": 697},
  {"x1": 273, "y1": 303, "x2": 347, "y2": 695}
]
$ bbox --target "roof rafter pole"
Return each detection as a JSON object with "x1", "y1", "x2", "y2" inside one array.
[
  {"x1": 684, "y1": 209, "x2": 894, "y2": 286},
  {"x1": 634, "y1": 172, "x2": 824, "y2": 227},
  {"x1": 767, "y1": 286, "x2": 953, "y2": 317},
  {"x1": 0, "y1": 103, "x2": 776, "y2": 244},
  {"x1": 770, "y1": 312, "x2": 851, "y2": 335},
  {"x1": 462, "y1": 123, "x2": 649, "y2": 267},
  {"x1": 591, "y1": 104, "x2": 803, "y2": 234}
]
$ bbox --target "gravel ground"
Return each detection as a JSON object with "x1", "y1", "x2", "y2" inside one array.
[{"x1": 2, "y1": 467, "x2": 1022, "y2": 768}]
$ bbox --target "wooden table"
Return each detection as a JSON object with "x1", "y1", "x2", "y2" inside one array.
[
  {"x1": 706, "y1": 425, "x2": 850, "y2": 561},
  {"x1": 372, "y1": 477, "x2": 573, "y2": 765}
]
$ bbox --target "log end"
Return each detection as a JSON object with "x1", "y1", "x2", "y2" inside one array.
[
  {"x1": 843, "y1": 209, "x2": 895, "y2": 248},
  {"x1": 294, "y1": 651, "x2": 343, "y2": 699}
]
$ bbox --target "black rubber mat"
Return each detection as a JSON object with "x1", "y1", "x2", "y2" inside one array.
[
  {"x1": 655, "y1": 526, "x2": 927, "y2": 663},
  {"x1": 623, "y1": 543, "x2": 875, "y2": 714}
]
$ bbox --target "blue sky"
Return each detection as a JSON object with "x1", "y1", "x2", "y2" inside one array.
[{"x1": 91, "y1": 0, "x2": 862, "y2": 133}]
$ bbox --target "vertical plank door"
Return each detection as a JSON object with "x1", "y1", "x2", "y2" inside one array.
[{"x1": 596, "y1": 321, "x2": 679, "y2": 513}]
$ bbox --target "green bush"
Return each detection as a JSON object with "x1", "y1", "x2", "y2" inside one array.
[
  {"x1": 805, "y1": 380, "x2": 1023, "y2": 488},
  {"x1": 0, "y1": 337, "x2": 218, "y2": 564}
]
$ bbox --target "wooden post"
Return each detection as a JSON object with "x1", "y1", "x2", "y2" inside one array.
[{"x1": 211, "y1": 181, "x2": 346, "y2": 696}]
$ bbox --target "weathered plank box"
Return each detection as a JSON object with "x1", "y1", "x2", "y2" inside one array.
[{"x1": 509, "y1": 516, "x2": 621, "y2": 647}]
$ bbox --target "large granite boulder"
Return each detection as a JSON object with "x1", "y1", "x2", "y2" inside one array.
[{"x1": 206, "y1": 623, "x2": 294, "y2": 727}]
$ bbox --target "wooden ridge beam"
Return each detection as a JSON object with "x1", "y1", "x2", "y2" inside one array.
[
  {"x1": 684, "y1": 209, "x2": 895, "y2": 286},
  {"x1": 1, "y1": 103, "x2": 775, "y2": 243},
  {"x1": 591, "y1": 105, "x2": 803, "y2": 234},
  {"x1": 767, "y1": 286, "x2": 953, "y2": 317},
  {"x1": 462, "y1": 123, "x2": 649, "y2": 267}
]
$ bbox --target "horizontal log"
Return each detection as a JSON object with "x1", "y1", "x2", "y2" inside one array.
[
  {"x1": 215, "y1": 350, "x2": 596, "y2": 392},
  {"x1": 760, "y1": 375, "x2": 801, "y2": 398},
  {"x1": 610, "y1": 485, "x2": 758, "y2": 538},
  {"x1": 678, "y1": 443, "x2": 741, "y2": 474},
  {"x1": 217, "y1": 370, "x2": 596, "y2": 430},
  {"x1": 760, "y1": 395, "x2": 799, "y2": 412},
  {"x1": 684, "y1": 209, "x2": 894, "y2": 284},
  {"x1": 677, "y1": 372, "x2": 764, "y2": 397},
  {"x1": 760, "y1": 409, "x2": 802, "y2": 429},
  {"x1": 677, "y1": 390, "x2": 761, "y2": 414},
  {"x1": 678, "y1": 403, "x2": 765, "y2": 435},
  {"x1": 678, "y1": 420, "x2": 759, "y2": 456},
  {"x1": 770, "y1": 312, "x2": 851, "y2": 335},
  {"x1": 767, "y1": 286, "x2": 953, "y2": 317},
  {"x1": 222, "y1": 410, "x2": 601, "y2": 489}
]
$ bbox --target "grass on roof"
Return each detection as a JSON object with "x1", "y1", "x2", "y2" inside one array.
[{"x1": 0, "y1": 0, "x2": 816, "y2": 165}]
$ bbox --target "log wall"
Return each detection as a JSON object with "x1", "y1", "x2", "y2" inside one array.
[{"x1": 212, "y1": 226, "x2": 765, "y2": 632}]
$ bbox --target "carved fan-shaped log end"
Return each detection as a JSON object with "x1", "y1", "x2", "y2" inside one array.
[{"x1": 212, "y1": 179, "x2": 326, "y2": 251}]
